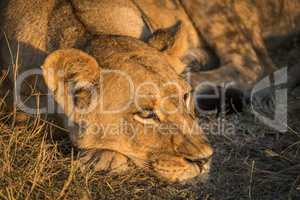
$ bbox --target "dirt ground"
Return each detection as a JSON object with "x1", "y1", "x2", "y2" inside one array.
[{"x1": 0, "y1": 35, "x2": 300, "y2": 199}]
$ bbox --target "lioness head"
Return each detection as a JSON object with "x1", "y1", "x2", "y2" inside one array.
[{"x1": 42, "y1": 28, "x2": 213, "y2": 182}]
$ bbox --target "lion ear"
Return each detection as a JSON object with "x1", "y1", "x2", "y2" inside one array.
[
  {"x1": 147, "y1": 21, "x2": 188, "y2": 74},
  {"x1": 42, "y1": 49, "x2": 101, "y2": 120}
]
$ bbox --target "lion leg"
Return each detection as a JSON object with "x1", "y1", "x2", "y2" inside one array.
[
  {"x1": 181, "y1": 0, "x2": 279, "y2": 111},
  {"x1": 181, "y1": 0, "x2": 276, "y2": 89}
]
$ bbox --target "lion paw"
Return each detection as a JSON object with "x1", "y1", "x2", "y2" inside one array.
[{"x1": 79, "y1": 150, "x2": 131, "y2": 173}]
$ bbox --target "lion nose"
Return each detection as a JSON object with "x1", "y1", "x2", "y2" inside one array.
[{"x1": 185, "y1": 143, "x2": 213, "y2": 162}]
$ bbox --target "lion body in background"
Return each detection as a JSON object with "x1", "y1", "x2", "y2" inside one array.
[{"x1": 1, "y1": 0, "x2": 300, "y2": 88}]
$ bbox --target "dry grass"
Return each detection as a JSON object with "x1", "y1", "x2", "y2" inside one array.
[{"x1": 0, "y1": 35, "x2": 300, "y2": 200}]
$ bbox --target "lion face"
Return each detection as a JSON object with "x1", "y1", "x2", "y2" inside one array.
[{"x1": 42, "y1": 33, "x2": 213, "y2": 182}]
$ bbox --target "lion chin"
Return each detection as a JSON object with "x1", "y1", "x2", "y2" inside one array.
[{"x1": 151, "y1": 155, "x2": 211, "y2": 182}]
